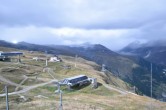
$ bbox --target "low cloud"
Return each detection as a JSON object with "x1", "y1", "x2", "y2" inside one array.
[
  {"x1": 0, "y1": 26, "x2": 140, "y2": 50},
  {"x1": 0, "y1": 0, "x2": 166, "y2": 50}
]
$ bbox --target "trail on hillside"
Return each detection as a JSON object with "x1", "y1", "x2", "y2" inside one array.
[
  {"x1": 103, "y1": 84, "x2": 137, "y2": 96},
  {"x1": 103, "y1": 84, "x2": 127, "y2": 94},
  {"x1": 0, "y1": 75, "x2": 25, "y2": 87},
  {"x1": 0, "y1": 79, "x2": 57, "y2": 97},
  {"x1": 0, "y1": 66, "x2": 58, "y2": 97},
  {"x1": 15, "y1": 75, "x2": 28, "y2": 91}
]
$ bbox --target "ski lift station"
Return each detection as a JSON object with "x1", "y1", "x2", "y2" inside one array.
[
  {"x1": 0, "y1": 51, "x2": 23, "y2": 61},
  {"x1": 60, "y1": 75, "x2": 97, "y2": 89}
]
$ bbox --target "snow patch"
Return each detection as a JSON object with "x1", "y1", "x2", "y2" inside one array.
[
  {"x1": 159, "y1": 50, "x2": 166, "y2": 53},
  {"x1": 119, "y1": 52, "x2": 137, "y2": 56},
  {"x1": 144, "y1": 51, "x2": 151, "y2": 58},
  {"x1": 162, "y1": 92, "x2": 166, "y2": 98}
]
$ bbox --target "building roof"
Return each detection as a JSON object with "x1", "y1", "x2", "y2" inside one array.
[
  {"x1": 0, "y1": 52, "x2": 23, "y2": 56},
  {"x1": 66, "y1": 75, "x2": 87, "y2": 80}
]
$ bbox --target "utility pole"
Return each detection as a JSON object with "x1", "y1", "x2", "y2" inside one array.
[
  {"x1": 150, "y1": 63, "x2": 153, "y2": 110},
  {"x1": 45, "y1": 51, "x2": 48, "y2": 67},
  {"x1": 55, "y1": 83, "x2": 63, "y2": 110},
  {"x1": 75, "y1": 55, "x2": 77, "y2": 68},
  {"x1": 59, "y1": 91, "x2": 63, "y2": 110},
  {"x1": 151, "y1": 63, "x2": 153, "y2": 99},
  {"x1": 18, "y1": 55, "x2": 20, "y2": 63},
  {"x1": 5, "y1": 85, "x2": 9, "y2": 110}
]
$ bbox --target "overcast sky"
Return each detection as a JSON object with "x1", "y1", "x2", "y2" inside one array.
[{"x1": 0, "y1": 0, "x2": 166, "y2": 50}]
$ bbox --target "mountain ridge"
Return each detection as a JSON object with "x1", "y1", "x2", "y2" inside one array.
[
  {"x1": 120, "y1": 40, "x2": 166, "y2": 66},
  {"x1": 0, "y1": 46, "x2": 165, "y2": 109},
  {"x1": 0, "y1": 40, "x2": 166, "y2": 101}
]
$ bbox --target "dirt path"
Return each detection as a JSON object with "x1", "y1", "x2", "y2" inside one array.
[
  {"x1": 15, "y1": 75, "x2": 28, "y2": 91},
  {"x1": 0, "y1": 75, "x2": 25, "y2": 87},
  {"x1": 103, "y1": 84, "x2": 137, "y2": 96},
  {"x1": 103, "y1": 84, "x2": 128, "y2": 94},
  {"x1": 0, "y1": 79, "x2": 58, "y2": 97},
  {"x1": 0, "y1": 66, "x2": 58, "y2": 97}
]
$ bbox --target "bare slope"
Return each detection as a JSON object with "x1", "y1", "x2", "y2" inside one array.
[
  {"x1": 0, "y1": 40, "x2": 166, "y2": 100},
  {"x1": 0, "y1": 46, "x2": 165, "y2": 110}
]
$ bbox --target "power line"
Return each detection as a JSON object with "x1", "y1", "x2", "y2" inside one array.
[
  {"x1": 75, "y1": 55, "x2": 78, "y2": 68},
  {"x1": 151, "y1": 63, "x2": 153, "y2": 99},
  {"x1": 45, "y1": 51, "x2": 48, "y2": 67},
  {"x1": 55, "y1": 83, "x2": 63, "y2": 110},
  {"x1": 150, "y1": 63, "x2": 153, "y2": 110}
]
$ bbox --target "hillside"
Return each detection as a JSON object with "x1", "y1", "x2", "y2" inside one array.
[
  {"x1": 120, "y1": 40, "x2": 166, "y2": 66},
  {"x1": 0, "y1": 40, "x2": 166, "y2": 101},
  {"x1": 0, "y1": 46, "x2": 166, "y2": 110}
]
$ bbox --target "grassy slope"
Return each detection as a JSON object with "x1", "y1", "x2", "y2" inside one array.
[{"x1": 0, "y1": 46, "x2": 165, "y2": 110}]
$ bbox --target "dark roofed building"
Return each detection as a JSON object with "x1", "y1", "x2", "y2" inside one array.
[
  {"x1": 0, "y1": 51, "x2": 23, "y2": 61},
  {"x1": 60, "y1": 75, "x2": 90, "y2": 87}
]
